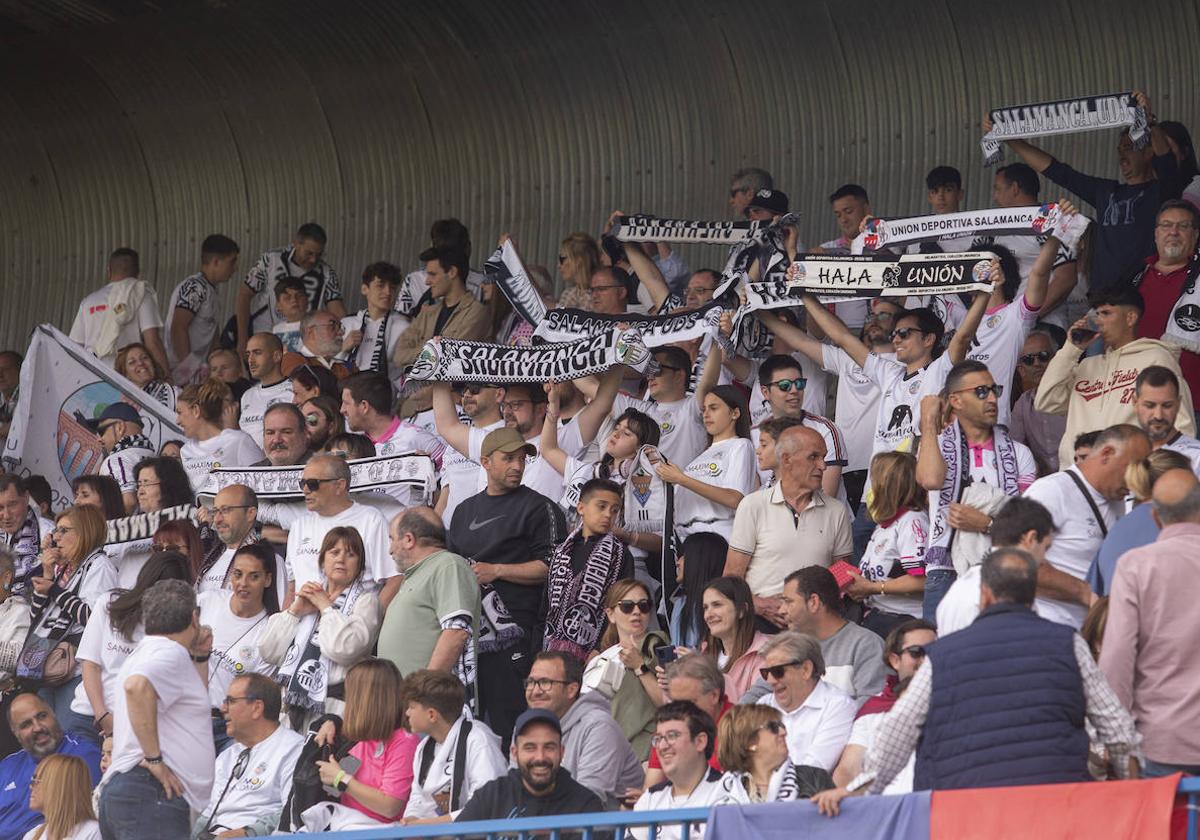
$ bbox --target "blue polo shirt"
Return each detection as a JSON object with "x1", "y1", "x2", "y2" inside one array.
[{"x1": 0, "y1": 734, "x2": 102, "y2": 840}]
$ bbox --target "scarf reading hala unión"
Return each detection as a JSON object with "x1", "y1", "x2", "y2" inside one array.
[
  {"x1": 406, "y1": 329, "x2": 652, "y2": 383},
  {"x1": 980, "y1": 92, "x2": 1149, "y2": 166},
  {"x1": 850, "y1": 204, "x2": 1090, "y2": 255},
  {"x1": 926, "y1": 421, "x2": 1020, "y2": 573},
  {"x1": 483, "y1": 240, "x2": 547, "y2": 327},
  {"x1": 543, "y1": 528, "x2": 625, "y2": 662}
]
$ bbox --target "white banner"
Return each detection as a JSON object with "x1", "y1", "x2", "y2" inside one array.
[
  {"x1": 2, "y1": 325, "x2": 184, "y2": 510},
  {"x1": 612, "y1": 215, "x2": 765, "y2": 245}
]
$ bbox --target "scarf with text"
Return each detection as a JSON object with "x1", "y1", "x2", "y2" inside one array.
[
  {"x1": 105, "y1": 503, "x2": 199, "y2": 546},
  {"x1": 850, "y1": 204, "x2": 1090, "y2": 255},
  {"x1": 612, "y1": 215, "x2": 765, "y2": 245},
  {"x1": 406, "y1": 329, "x2": 652, "y2": 383},
  {"x1": 981, "y1": 92, "x2": 1149, "y2": 166},
  {"x1": 544, "y1": 528, "x2": 625, "y2": 662},
  {"x1": 1, "y1": 506, "x2": 45, "y2": 598},
  {"x1": 926, "y1": 420, "x2": 1020, "y2": 572},
  {"x1": 534, "y1": 302, "x2": 723, "y2": 347},
  {"x1": 277, "y1": 578, "x2": 367, "y2": 712},
  {"x1": 483, "y1": 240, "x2": 547, "y2": 327},
  {"x1": 198, "y1": 453, "x2": 437, "y2": 503},
  {"x1": 1149, "y1": 247, "x2": 1200, "y2": 354},
  {"x1": 358, "y1": 309, "x2": 392, "y2": 374}
]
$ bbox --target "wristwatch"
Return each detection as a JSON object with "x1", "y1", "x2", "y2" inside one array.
[
  {"x1": 144, "y1": 755, "x2": 163, "y2": 765},
  {"x1": 336, "y1": 773, "x2": 353, "y2": 793},
  {"x1": 634, "y1": 664, "x2": 648, "y2": 677}
]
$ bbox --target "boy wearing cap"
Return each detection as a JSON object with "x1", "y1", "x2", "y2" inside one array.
[
  {"x1": 89, "y1": 403, "x2": 154, "y2": 513},
  {"x1": 456, "y1": 709, "x2": 604, "y2": 821}
]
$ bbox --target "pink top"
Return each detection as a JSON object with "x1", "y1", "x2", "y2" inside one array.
[
  {"x1": 342, "y1": 728, "x2": 420, "y2": 823},
  {"x1": 721, "y1": 631, "x2": 771, "y2": 701}
]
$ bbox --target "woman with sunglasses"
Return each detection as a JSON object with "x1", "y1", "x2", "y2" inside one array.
[
  {"x1": 69, "y1": 476, "x2": 124, "y2": 521},
  {"x1": 716, "y1": 705, "x2": 834, "y2": 803},
  {"x1": 301, "y1": 395, "x2": 345, "y2": 451},
  {"x1": 177, "y1": 379, "x2": 264, "y2": 491},
  {"x1": 844, "y1": 451, "x2": 928, "y2": 637},
  {"x1": 68, "y1": 552, "x2": 192, "y2": 746},
  {"x1": 696, "y1": 576, "x2": 769, "y2": 701},
  {"x1": 22, "y1": 505, "x2": 118, "y2": 722},
  {"x1": 586, "y1": 579, "x2": 668, "y2": 761},
  {"x1": 115, "y1": 342, "x2": 176, "y2": 411},
  {"x1": 555, "y1": 232, "x2": 601, "y2": 311},
  {"x1": 24, "y1": 753, "x2": 100, "y2": 840},
  {"x1": 656, "y1": 383, "x2": 758, "y2": 541},
  {"x1": 150, "y1": 519, "x2": 206, "y2": 583}
]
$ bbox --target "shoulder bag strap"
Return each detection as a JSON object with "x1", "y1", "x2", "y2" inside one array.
[
  {"x1": 1064, "y1": 470, "x2": 1109, "y2": 538},
  {"x1": 450, "y1": 719, "x2": 473, "y2": 812}
]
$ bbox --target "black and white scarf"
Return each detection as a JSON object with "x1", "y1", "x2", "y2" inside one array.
[
  {"x1": 105, "y1": 503, "x2": 199, "y2": 546},
  {"x1": 851, "y1": 205, "x2": 1090, "y2": 255},
  {"x1": 471, "y1": 567, "x2": 524, "y2": 655},
  {"x1": 1, "y1": 506, "x2": 45, "y2": 598},
  {"x1": 1150, "y1": 247, "x2": 1200, "y2": 354},
  {"x1": 926, "y1": 421, "x2": 1020, "y2": 572},
  {"x1": 405, "y1": 329, "x2": 653, "y2": 384},
  {"x1": 277, "y1": 578, "x2": 366, "y2": 712},
  {"x1": 483, "y1": 241, "x2": 547, "y2": 327},
  {"x1": 111, "y1": 433, "x2": 154, "y2": 455},
  {"x1": 787, "y1": 252, "x2": 997, "y2": 300},
  {"x1": 543, "y1": 529, "x2": 625, "y2": 662},
  {"x1": 143, "y1": 380, "x2": 176, "y2": 411},
  {"x1": 199, "y1": 453, "x2": 437, "y2": 503},
  {"x1": 981, "y1": 92, "x2": 1149, "y2": 166},
  {"x1": 358, "y1": 310, "x2": 392, "y2": 374},
  {"x1": 533, "y1": 302, "x2": 723, "y2": 347},
  {"x1": 612, "y1": 215, "x2": 766, "y2": 245}
]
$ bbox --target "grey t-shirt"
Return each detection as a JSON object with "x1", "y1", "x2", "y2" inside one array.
[{"x1": 740, "y1": 620, "x2": 887, "y2": 706}]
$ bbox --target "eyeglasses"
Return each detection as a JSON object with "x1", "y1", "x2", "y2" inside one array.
[
  {"x1": 650, "y1": 730, "x2": 689, "y2": 749},
  {"x1": 1019, "y1": 351, "x2": 1051, "y2": 365},
  {"x1": 615, "y1": 598, "x2": 652, "y2": 615},
  {"x1": 457, "y1": 384, "x2": 496, "y2": 396},
  {"x1": 953, "y1": 384, "x2": 1004, "y2": 400},
  {"x1": 757, "y1": 720, "x2": 786, "y2": 736},
  {"x1": 867, "y1": 311, "x2": 897, "y2": 323},
  {"x1": 500, "y1": 400, "x2": 532, "y2": 412},
  {"x1": 211, "y1": 505, "x2": 253, "y2": 518},
  {"x1": 136, "y1": 480, "x2": 160, "y2": 489},
  {"x1": 151, "y1": 542, "x2": 185, "y2": 553},
  {"x1": 1156, "y1": 221, "x2": 1197, "y2": 232},
  {"x1": 768, "y1": 377, "x2": 807, "y2": 393},
  {"x1": 589, "y1": 284, "x2": 624, "y2": 294},
  {"x1": 222, "y1": 696, "x2": 255, "y2": 707},
  {"x1": 890, "y1": 327, "x2": 925, "y2": 341},
  {"x1": 52, "y1": 526, "x2": 75, "y2": 537},
  {"x1": 759, "y1": 660, "x2": 803, "y2": 681},
  {"x1": 900, "y1": 645, "x2": 927, "y2": 659},
  {"x1": 523, "y1": 677, "x2": 573, "y2": 692},
  {"x1": 298, "y1": 477, "x2": 341, "y2": 492}
]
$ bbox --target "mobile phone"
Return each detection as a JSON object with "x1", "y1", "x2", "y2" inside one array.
[{"x1": 654, "y1": 644, "x2": 678, "y2": 668}]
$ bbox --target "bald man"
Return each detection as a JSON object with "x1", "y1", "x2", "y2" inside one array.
[
  {"x1": 240, "y1": 332, "x2": 294, "y2": 449},
  {"x1": 1101, "y1": 468, "x2": 1200, "y2": 777},
  {"x1": 726, "y1": 425, "x2": 854, "y2": 628}
]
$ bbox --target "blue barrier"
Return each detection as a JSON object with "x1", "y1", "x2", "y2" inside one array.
[{"x1": 276, "y1": 778, "x2": 1200, "y2": 839}]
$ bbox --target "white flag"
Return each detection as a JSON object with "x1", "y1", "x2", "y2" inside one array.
[{"x1": 2, "y1": 324, "x2": 184, "y2": 509}]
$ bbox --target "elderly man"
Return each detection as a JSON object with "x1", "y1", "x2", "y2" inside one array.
[
  {"x1": 100, "y1": 580, "x2": 216, "y2": 840},
  {"x1": 280, "y1": 310, "x2": 352, "y2": 380},
  {"x1": 0, "y1": 694, "x2": 101, "y2": 840},
  {"x1": 253, "y1": 402, "x2": 314, "y2": 467},
  {"x1": 524, "y1": 651, "x2": 643, "y2": 809},
  {"x1": 379, "y1": 507, "x2": 479, "y2": 687},
  {"x1": 726, "y1": 426, "x2": 853, "y2": 628},
  {"x1": 239, "y1": 332, "x2": 294, "y2": 449},
  {"x1": 193, "y1": 673, "x2": 304, "y2": 838},
  {"x1": 85, "y1": 403, "x2": 154, "y2": 513},
  {"x1": 816, "y1": 549, "x2": 1138, "y2": 812},
  {"x1": 0, "y1": 475, "x2": 53, "y2": 598}
]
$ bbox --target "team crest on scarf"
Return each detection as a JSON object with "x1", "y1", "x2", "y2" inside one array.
[{"x1": 630, "y1": 469, "x2": 653, "y2": 505}]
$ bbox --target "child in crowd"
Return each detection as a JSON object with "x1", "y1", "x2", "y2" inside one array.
[{"x1": 270, "y1": 277, "x2": 310, "y2": 353}]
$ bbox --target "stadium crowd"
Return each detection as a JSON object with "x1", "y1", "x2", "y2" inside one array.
[{"x1": 0, "y1": 89, "x2": 1197, "y2": 839}]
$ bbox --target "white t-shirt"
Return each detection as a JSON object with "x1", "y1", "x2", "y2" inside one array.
[
  {"x1": 612, "y1": 393, "x2": 708, "y2": 469},
  {"x1": 101, "y1": 445, "x2": 155, "y2": 494},
  {"x1": 284, "y1": 502, "x2": 392, "y2": 588},
  {"x1": 109, "y1": 539, "x2": 152, "y2": 590},
  {"x1": 68, "y1": 279, "x2": 163, "y2": 364},
  {"x1": 104, "y1": 635, "x2": 215, "y2": 811},
  {"x1": 341, "y1": 310, "x2": 410, "y2": 391},
  {"x1": 965, "y1": 297, "x2": 1038, "y2": 426},
  {"x1": 821, "y1": 346, "x2": 891, "y2": 474},
  {"x1": 466, "y1": 426, "x2": 563, "y2": 503},
  {"x1": 630, "y1": 768, "x2": 748, "y2": 840},
  {"x1": 1164, "y1": 432, "x2": 1200, "y2": 475},
  {"x1": 203, "y1": 726, "x2": 305, "y2": 834},
  {"x1": 1023, "y1": 466, "x2": 1122, "y2": 628},
  {"x1": 756, "y1": 679, "x2": 857, "y2": 771},
  {"x1": 848, "y1": 713, "x2": 914, "y2": 794},
  {"x1": 859, "y1": 509, "x2": 928, "y2": 617},
  {"x1": 71, "y1": 603, "x2": 141, "y2": 717},
  {"x1": 271, "y1": 320, "x2": 304, "y2": 353},
  {"x1": 441, "y1": 420, "x2": 502, "y2": 527},
  {"x1": 181, "y1": 429, "x2": 265, "y2": 492},
  {"x1": 935, "y1": 564, "x2": 983, "y2": 635},
  {"x1": 243, "y1": 247, "x2": 341, "y2": 333},
  {"x1": 165, "y1": 273, "x2": 220, "y2": 376},
  {"x1": 861, "y1": 351, "x2": 955, "y2": 462},
  {"x1": 674, "y1": 437, "x2": 758, "y2": 541},
  {"x1": 197, "y1": 590, "x2": 276, "y2": 708},
  {"x1": 239, "y1": 379, "x2": 295, "y2": 450},
  {"x1": 905, "y1": 294, "x2": 967, "y2": 335},
  {"x1": 403, "y1": 716, "x2": 507, "y2": 820},
  {"x1": 22, "y1": 821, "x2": 101, "y2": 840}
]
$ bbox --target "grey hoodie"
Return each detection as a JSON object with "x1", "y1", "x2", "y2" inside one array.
[{"x1": 560, "y1": 691, "x2": 645, "y2": 810}]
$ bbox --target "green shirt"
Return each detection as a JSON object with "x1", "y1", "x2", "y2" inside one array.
[{"x1": 377, "y1": 549, "x2": 481, "y2": 679}]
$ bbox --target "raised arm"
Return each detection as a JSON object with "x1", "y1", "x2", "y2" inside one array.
[
  {"x1": 984, "y1": 112, "x2": 1053, "y2": 173},
  {"x1": 573, "y1": 365, "x2": 623, "y2": 445},
  {"x1": 607, "y1": 211, "x2": 671, "y2": 313},
  {"x1": 915, "y1": 396, "x2": 949, "y2": 491},
  {"x1": 796, "y1": 294, "x2": 871, "y2": 368},
  {"x1": 946, "y1": 269, "x2": 999, "y2": 364},
  {"x1": 1024, "y1": 201, "x2": 1080, "y2": 312},
  {"x1": 694, "y1": 342, "x2": 724, "y2": 415},
  {"x1": 538, "y1": 384, "x2": 569, "y2": 476},
  {"x1": 431, "y1": 381, "x2": 470, "y2": 457}
]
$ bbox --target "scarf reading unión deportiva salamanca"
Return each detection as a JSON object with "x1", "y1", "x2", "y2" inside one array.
[
  {"x1": 543, "y1": 528, "x2": 626, "y2": 662},
  {"x1": 850, "y1": 204, "x2": 1090, "y2": 255},
  {"x1": 981, "y1": 92, "x2": 1149, "y2": 166}
]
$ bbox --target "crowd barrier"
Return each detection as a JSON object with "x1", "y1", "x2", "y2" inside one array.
[{"x1": 272, "y1": 775, "x2": 1200, "y2": 839}]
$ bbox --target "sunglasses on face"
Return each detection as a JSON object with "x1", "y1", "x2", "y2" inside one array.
[
  {"x1": 456, "y1": 384, "x2": 496, "y2": 396},
  {"x1": 1019, "y1": 351, "x2": 1051, "y2": 365},
  {"x1": 758, "y1": 720, "x2": 786, "y2": 736},
  {"x1": 901, "y1": 645, "x2": 927, "y2": 659},
  {"x1": 298, "y1": 477, "x2": 340, "y2": 492},
  {"x1": 768, "y1": 377, "x2": 807, "y2": 393},
  {"x1": 759, "y1": 659, "x2": 803, "y2": 681},
  {"x1": 151, "y1": 542, "x2": 185, "y2": 553},
  {"x1": 615, "y1": 598, "x2": 652, "y2": 615},
  {"x1": 953, "y1": 384, "x2": 1004, "y2": 400},
  {"x1": 890, "y1": 327, "x2": 925, "y2": 341}
]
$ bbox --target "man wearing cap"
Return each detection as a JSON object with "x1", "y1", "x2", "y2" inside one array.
[
  {"x1": 455, "y1": 709, "x2": 603, "y2": 821},
  {"x1": 89, "y1": 403, "x2": 155, "y2": 514},
  {"x1": 447, "y1": 428, "x2": 566, "y2": 749},
  {"x1": 744, "y1": 188, "x2": 790, "y2": 222}
]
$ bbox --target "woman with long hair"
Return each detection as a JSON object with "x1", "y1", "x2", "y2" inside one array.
[
  {"x1": 132, "y1": 457, "x2": 196, "y2": 513},
  {"x1": 586, "y1": 579, "x2": 668, "y2": 760},
  {"x1": 24, "y1": 753, "x2": 99, "y2": 840},
  {"x1": 290, "y1": 363, "x2": 339, "y2": 405},
  {"x1": 259, "y1": 526, "x2": 381, "y2": 730},
  {"x1": 150, "y1": 519, "x2": 205, "y2": 584},
  {"x1": 697, "y1": 576, "x2": 769, "y2": 700},
  {"x1": 66, "y1": 552, "x2": 192, "y2": 746},
  {"x1": 669, "y1": 532, "x2": 729, "y2": 649},
  {"x1": 22, "y1": 505, "x2": 118, "y2": 722},
  {"x1": 69, "y1": 476, "x2": 124, "y2": 521},
  {"x1": 301, "y1": 395, "x2": 344, "y2": 451},
  {"x1": 657, "y1": 384, "x2": 758, "y2": 541},
  {"x1": 177, "y1": 379, "x2": 263, "y2": 490},
  {"x1": 718, "y1": 704, "x2": 834, "y2": 803},
  {"x1": 847, "y1": 451, "x2": 928, "y2": 637},
  {"x1": 114, "y1": 343, "x2": 175, "y2": 411},
  {"x1": 198, "y1": 543, "x2": 279, "y2": 752},
  {"x1": 555, "y1": 232, "x2": 602, "y2": 311}
]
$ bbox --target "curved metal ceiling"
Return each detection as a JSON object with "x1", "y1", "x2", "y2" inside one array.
[{"x1": 1, "y1": 0, "x2": 1198, "y2": 346}]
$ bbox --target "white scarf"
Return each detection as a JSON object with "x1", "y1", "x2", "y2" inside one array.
[
  {"x1": 981, "y1": 92, "x2": 1149, "y2": 166},
  {"x1": 851, "y1": 205, "x2": 1090, "y2": 255},
  {"x1": 1152, "y1": 247, "x2": 1200, "y2": 354},
  {"x1": 277, "y1": 578, "x2": 366, "y2": 711}
]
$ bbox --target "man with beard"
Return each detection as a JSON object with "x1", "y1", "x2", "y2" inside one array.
[
  {"x1": 455, "y1": 709, "x2": 602, "y2": 821},
  {"x1": 280, "y1": 310, "x2": 352, "y2": 380},
  {"x1": 0, "y1": 694, "x2": 101, "y2": 840},
  {"x1": 0, "y1": 475, "x2": 53, "y2": 599},
  {"x1": 1135, "y1": 366, "x2": 1200, "y2": 472},
  {"x1": 240, "y1": 332, "x2": 294, "y2": 450}
]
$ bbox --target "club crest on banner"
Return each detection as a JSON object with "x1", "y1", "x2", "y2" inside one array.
[{"x1": 57, "y1": 382, "x2": 118, "y2": 481}]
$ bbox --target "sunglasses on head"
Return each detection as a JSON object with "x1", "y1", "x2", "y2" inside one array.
[
  {"x1": 1020, "y1": 351, "x2": 1051, "y2": 365},
  {"x1": 759, "y1": 659, "x2": 803, "y2": 681},
  {"x1": 768, "y1": 377, "x2": 807, "y2": 393},
  {"x1": 953, "y1": 384, "x2": 1004, "y2": 400},
  {"x1": 615, "y1": 598, "x2": 652, "y2": 615},
  {"x1": 901, "y1": 645, "x2": 927, "y2": 658},
  {"x1": 890, "y1": 327, "x2": 925, "y2": 341}
]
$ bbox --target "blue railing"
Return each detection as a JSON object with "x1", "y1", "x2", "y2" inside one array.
[{"x1": 278, "y1": 777, "x2": 1200, "y2": 839}]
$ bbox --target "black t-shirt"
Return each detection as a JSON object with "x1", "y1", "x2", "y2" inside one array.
[
  {"x1": 448, "y1": 486, "x2": 566, "y2": 632},
  {"x1": 455, "y1": 768, "x2": 604, "y2": 822},
  {"x1": 433, "y1": 301, "x2": 459, "y2": 336}
]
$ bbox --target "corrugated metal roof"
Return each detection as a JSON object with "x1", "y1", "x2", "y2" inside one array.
[{"x1": 1, "y1": 0, "x2": 1198, "y2": 348}]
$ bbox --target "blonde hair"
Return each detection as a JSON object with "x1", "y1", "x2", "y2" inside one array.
[
  {"x1": 716, "y1": 704, "x2": 783, "y2": 774},
  {"x1": 1125, "y1": 448, "x2": 1191, "y2": 503},
  {"x1": 178, "y1": 377, "x2": 232, "y2": 424},
  {"x1": 559, "y1": 232, "x2": 601, "y2": 290},
  {"x1": 56, "y1": 505, "x2": 106, "y2": 565},
  {"x1": 868, "y1": 451, "x2": 924, "y2": 523},
  {"x1": 28, "y1": 754, "x2": 94, "y2": 840}
]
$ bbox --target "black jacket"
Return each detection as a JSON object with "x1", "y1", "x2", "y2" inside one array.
[{"x1": 455, "y1": 768, "x2": 604, "y2": 822}]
